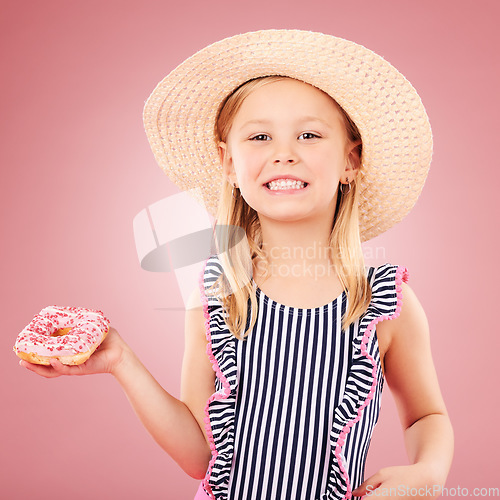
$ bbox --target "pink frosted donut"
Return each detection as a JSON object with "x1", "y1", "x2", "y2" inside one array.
[{"x1": 14, "y1": 306, "x2": 110, "y2": 366}]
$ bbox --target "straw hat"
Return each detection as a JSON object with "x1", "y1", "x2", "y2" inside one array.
[{"x1": 143, "y1": 29, "x2": 432, "y2": 241}]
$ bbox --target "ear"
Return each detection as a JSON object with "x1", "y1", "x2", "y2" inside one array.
[
  {"x1": 218, "y1": 142, "x2": 238, "y2": 187},
  {"x1": 344, "y1": 140, "x2": 362, "y2": 180}
]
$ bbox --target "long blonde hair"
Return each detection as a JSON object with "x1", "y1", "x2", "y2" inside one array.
[{"x1": 211, "y1": 76, "x2": 371, "y2": 338}]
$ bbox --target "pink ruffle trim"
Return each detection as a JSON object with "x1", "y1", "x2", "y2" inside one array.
[
  {"x1": 334, "y1": 265, "x2": 410, "y2": 499},
  {"x1": 198, "y1": 259, "x2": 232, "y2": 500}
]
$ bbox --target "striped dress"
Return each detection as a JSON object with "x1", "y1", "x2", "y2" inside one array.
[{"x1": 196, "y1": 255, "x2": 409, "y2": 500}]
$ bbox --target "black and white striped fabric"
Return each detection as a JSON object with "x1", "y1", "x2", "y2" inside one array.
[{"x1": 200, "y1": 255, "x2": 409, "y2": 500}]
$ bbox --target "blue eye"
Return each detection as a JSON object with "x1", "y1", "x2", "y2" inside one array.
[
  {"x1": 249, "y1": 134, "x2": 271, "y2": 141},
  {"x1": 299, "y1": 132, "x2": 320, "y2": 140}
]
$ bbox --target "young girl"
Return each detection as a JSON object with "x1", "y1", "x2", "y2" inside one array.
[{"x1": 20, "y1": 30, "x2": 453, "y2": 499}]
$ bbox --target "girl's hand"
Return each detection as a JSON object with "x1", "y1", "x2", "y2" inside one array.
[
  {"x1": 18, "y1": 327, "x2": 128, "y2": 378},
  {"x1": 352, "y1": 463, "x2": 441, "y2": 499}
]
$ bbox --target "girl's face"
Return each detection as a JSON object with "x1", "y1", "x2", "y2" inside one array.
[{"x1": 219, "y1": 78, "x2": 358, "y2": 225}]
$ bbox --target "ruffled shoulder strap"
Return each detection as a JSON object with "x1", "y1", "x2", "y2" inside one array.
[
  {"x1": 201, "y1": 254, "x2": 225, "y2": 308},
  {"x1": 366, "y1": 263, "x2": 410, "y2": 320}
]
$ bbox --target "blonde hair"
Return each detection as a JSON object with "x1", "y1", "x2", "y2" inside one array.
[{"x1": 211, "y1": 76, "x2": 371, "y2": 338}]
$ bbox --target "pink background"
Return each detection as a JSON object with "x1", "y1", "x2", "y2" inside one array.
[{"x1": 1, "y1": 0, "x2": 498, "y2": 498}]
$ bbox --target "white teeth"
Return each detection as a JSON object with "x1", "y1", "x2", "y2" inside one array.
[{"x1": 267, "y1": 179, "x2": 306, "y2": 190}]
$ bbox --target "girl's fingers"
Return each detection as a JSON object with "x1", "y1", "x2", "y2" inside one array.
[
  {"x1": 19, "y1": 358, "x2": 86, "y2": 377},
  {"x1": 352, "y1": 470, "x2": 384, "y2": 497},
  {"x1": 49, "y1": 358, "x2": 88, "y2": 376},
  {"x1": 19, "y1": 359, "x2": 61, "y2": 378}
]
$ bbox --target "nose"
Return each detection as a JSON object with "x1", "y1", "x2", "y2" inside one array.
[
  {"x1": 273, "y1": 141, "x2": 297, "y2": 165},
  {"x1": 274, "y1": 157, "x2": 296, "y2": 164}
]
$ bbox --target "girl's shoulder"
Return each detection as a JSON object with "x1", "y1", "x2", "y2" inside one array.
[
  {"x1": 203, "y1": 254, "x2": 224, "y2": 279},
  {"x1": 200, "y1": 255, "x2": 233, "y2": 310},
  {"x1": 201, "y1": 255, "x2": 225, "y2": 296},
  {"x1": 365, "y1": 263, "x2": 412, "y2": 376},
  {"x1": 366, "y1": 262, "x2": 410, "y2": 284},
  {"x1": 365, "y1": 262, "x2": 410, "y2": 315}
]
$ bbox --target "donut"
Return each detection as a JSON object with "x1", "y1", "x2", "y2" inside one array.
[{"x1": 14, "y1": 306, "x2": 110, "y2": 366}]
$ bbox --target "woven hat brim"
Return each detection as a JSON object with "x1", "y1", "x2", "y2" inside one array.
[{"x1": 143, "y1": 29, "x2": 432, "y2": 241}]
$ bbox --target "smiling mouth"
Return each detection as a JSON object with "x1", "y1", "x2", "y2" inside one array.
[{"x1": 265, "y1": 179, "x2": 308, "y2": 191}]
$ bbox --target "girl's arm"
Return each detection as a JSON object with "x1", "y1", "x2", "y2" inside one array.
[
  {"x1": 353, "y1": 282, "x2": 454, "y2": 498},
  {"x1": 113, "y1": 287, "x2": 215, "y2": 478},
  {"x1": 111, "y1": 299, "x2": 213, "y2": 479},
  {"x1": 180, "y1": 288, "x2": 217, "y2": 451},
  {"x1": 19, "y1": 289, "x2": 214, "y2": 480}
]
